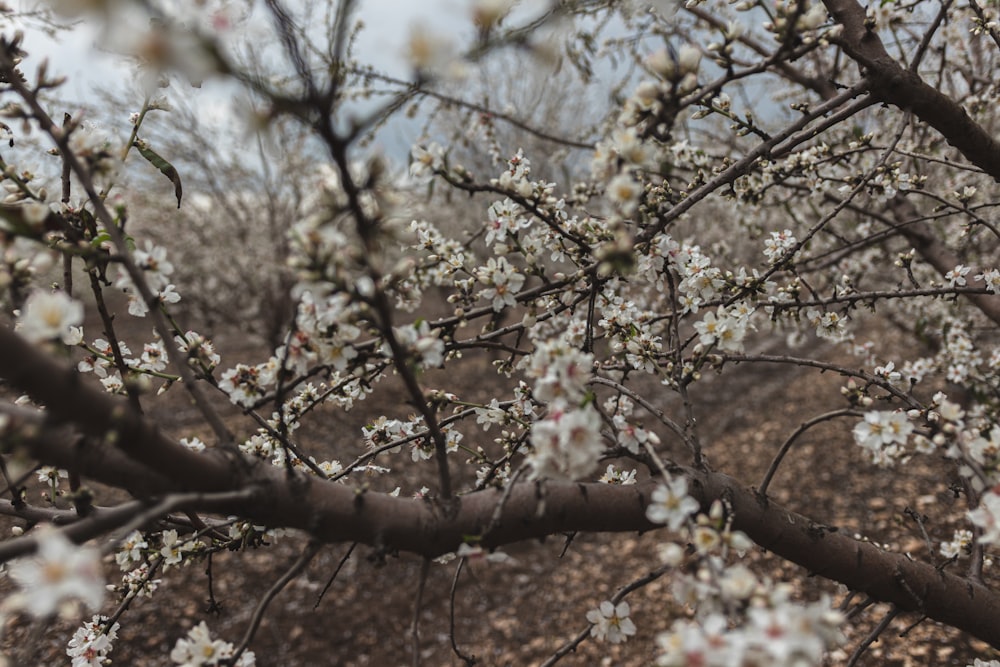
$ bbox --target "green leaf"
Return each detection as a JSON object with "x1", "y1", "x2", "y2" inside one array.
[{"x1": 134, "y1": 139, "x2": 183, "y2": 208}]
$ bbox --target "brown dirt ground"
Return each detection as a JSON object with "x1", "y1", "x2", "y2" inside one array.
[{"x1": 2, "y1": 316, "x2": 998, "y2": 666}]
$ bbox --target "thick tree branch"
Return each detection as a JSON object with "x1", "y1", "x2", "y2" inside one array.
[
  {"x1": 823, "y1": 0, "x2": 1000, "y2": 181},
  {"x1": 687, "y1": 471, "x2": 1000, "y2": 650},
  {"x1": 3, "y1": 326, "x2": 1000, "y2": 648},
  {"x1": 0, "y1": 328, "x2": 234, "y2": 493}
]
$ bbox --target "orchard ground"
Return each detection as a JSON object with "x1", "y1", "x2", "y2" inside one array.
[{"x1": 0, "y1": 306, "x2": 994, "y2": 666}]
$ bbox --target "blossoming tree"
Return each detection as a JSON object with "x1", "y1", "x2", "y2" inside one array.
[{"x1": 1, "y1": 0, "x2": 1000, "y2": 664}]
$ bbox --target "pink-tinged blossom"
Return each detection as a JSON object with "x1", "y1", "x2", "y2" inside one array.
[
  {"x1": 586, "y1": 600, "x2": 637, "y2": 644},
  {"x1": 524, "y1": 336, "x2": 594, "y2": 402},
  {"x1": 646, "y1": 476, "x2": 700, "y2": 530},
  {"x1": 78, "y1": 338, "x2": 132, "y2": 378},
  {"x1": 763, "y1": 229, "x2": 796, "y2": 264},
  {"x1": 219, "y1": 363, "x2": 270, "y2": 407},
  {"x1": 656, "y1": 614, "x2": 734, "y2": 666},
  {"x1": 7, "y1": 527, "x2": 105, "y2": 617},
  {"x1": 528, "y1": 402, "x2": 605, "y2": 480},
  {"x1": 67, "y1": 615, "x2": 119, "y2": 667},
  {"x1": 484, "y1": 198, "x2": 529, "y2": 247},
  {"x1": 946, "y1": 264, "x2": 972, "y2": 287},
  {"x1": 16, "y1": 289, "x2": 84, "y2": 345},
  {"x1": 613, "y1": 413, "x2": 656, "y2": 454}
]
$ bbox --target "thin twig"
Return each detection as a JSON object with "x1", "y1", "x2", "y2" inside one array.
[
  {"x1": 846, "y1": 605, "x2": 902, "y2": 667},
  {"x1": 411, "y1": 558, "x2": 431, "y2": 667},
  {"x1": 448, "y1": 558, "x2": 476, "y2": 666},
  {"x1": 228, "y1": 540, "x2": 322, "y2": 666},
  {"x1": 758, "y1": 409, "x2": 861, "y2": 496},
  {"x1": 314, "y1": 542, "x2": 357, "y2": 610}
]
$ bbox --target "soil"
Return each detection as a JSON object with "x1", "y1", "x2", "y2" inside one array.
[{"x1": 1, "y1": 316, "x2": 997, "y2": 666}]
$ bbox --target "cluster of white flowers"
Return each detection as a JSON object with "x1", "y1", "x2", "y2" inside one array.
[
  {"x1": 286, "y1": 216, "x2": 353, "y2": 292},
  {"x1": 236, "y1": 384, "x2": 349, "y2": 477},
  {"x1": 410, "y1": 423, "x2": 463, "y2": 462},
  {"x1": 666, "y1": 240, "x2": 726, "y2": 314},
  {"x1": 523, "y1": 334, "x2": 594, "y2": 403},
  {"x1": 763, "y1": 229, "x2": 797, "y2": 264},
  {"x1": 409, "y1": 217, "x2": 467, "y2": 275},
  {"x1": 170, "y1": 621, "x2": 255, "y2": 666},
  {"x1": 804, "y1": 307, "x2": 850, "y2": 343},
  {"x1": 76, "y1": 334, "x2": 177, "y2": 394},
  {"x1": 476, "y1": 256, "x2": 525, "y2": 312},
  {"x1": 173, "y1": 330, "x2": 221, "y2": 371},
  {"x1": 599, "y1": 464, "x2": 638, "y2": 485},
  {"x1": 940, "y1": 528, "x2": 974, "y2": 559},
  {"x1": 115, "y1": 530, "x2": 148, "y2": 570},
  {"x1": 159, "y1": 528, "x2": 199, "y2": 569},
  {"x1": 115, "y1": 562, "x2": 162, "y2": 599},
  {"x1": 115, "y1": 241, "x2": 180, "y2": 317},
  {"x1": 650, "y1": 485, "x2": 843, "y2": 664},
  {"x1": 600, "y1": 290, "x2": 663, "y2": 373},
  {"x1": 656, "y1": 593, "x2": 842, "y2": 666},
  {"x1": 693, "y1": 303, "x2": 755, "y2": 353},
  {"x1": 484, "y1": 197, "x2": 531, "y2": 249},
  {"x1": 362, "y1": 415, "x2": 416, "y2": 453},
  {"x1": 591, "y1": 127, "x2": 658, "y2": 181},
  {"x1": 219, "y1": 362, "x2": 269, "y2": 407},
  {"x1": 493, "y1": 148, "x2": 538, "y2": 198},
  {"x1": 67, "y1": 615, "x2": 120, "y2": 667},
  {"x1": 852, "y1": 410, "x2": 915, "y2": 466}
]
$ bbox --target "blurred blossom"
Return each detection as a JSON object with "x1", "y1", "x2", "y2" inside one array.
[
  {"x1": 6, "y1": 527, "x2": 104, "y2": 617},
  {"x1": 16, "y1": 289, "x2": 84, "y2": 345}
]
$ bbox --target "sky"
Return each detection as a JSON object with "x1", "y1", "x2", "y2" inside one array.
[
  {"x1": 10, "y1": 0, "x2": 476, "y2": 160},
  {"x1": 6, "y1": 0, "x2": 620, "y2": 173}
]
